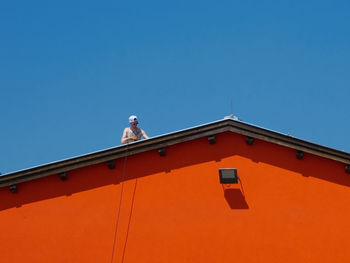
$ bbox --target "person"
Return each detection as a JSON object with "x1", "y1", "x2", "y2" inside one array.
[{"x1": 121, "y1": 115, "x2": 149, "y2": 144}]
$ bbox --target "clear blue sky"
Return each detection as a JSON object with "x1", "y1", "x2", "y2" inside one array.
[{"x1": 1, "y1": 0, "x2": 349, "y2": 174}]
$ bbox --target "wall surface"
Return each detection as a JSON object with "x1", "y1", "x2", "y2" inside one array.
[{"x1": 1, "y1": 131, "x2": 350, "y2": 263}]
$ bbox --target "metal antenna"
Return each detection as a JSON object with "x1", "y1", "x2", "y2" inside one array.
[
  {"x1": 224, "y1": 97, "x2": 240, "y2": 121},
  {"x1": 224, "y1": 99, "x2": 234, "y2": 120}
]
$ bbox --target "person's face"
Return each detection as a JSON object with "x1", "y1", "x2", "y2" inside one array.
[{"x1": 131, "y1": 120, "x2": 138, "y2": 127}]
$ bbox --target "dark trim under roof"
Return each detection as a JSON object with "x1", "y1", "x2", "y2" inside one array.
[{"x1": 1, "y1": 118, "x2": 350, "y2": 188}]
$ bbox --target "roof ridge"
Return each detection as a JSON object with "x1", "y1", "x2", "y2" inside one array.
[{"x1": 1, "y1": 118, "x2": 349, "y2": 188}]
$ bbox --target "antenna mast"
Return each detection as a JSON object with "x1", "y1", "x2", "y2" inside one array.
[{"x1": 224, "y1": 98, "x2": 239, "y2": 121}]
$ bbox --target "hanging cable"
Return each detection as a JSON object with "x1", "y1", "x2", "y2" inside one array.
[
  {"x1": 110, "y1": 146, "x2": 129, "y2": 263},
  {"x1": 121, "y1": 178, "x2": 138, "y2": 263},
  {"x1": 238, "y1": 177, "x2": 246, "y2": 197}
]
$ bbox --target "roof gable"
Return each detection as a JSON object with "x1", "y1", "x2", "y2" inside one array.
[{"x1": 1, "y1": 118, "x2": 350, "y2": 188}]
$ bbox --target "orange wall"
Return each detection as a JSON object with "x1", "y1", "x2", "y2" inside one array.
[{"x1": 1, "y1": 131, "x2": 350, "y2": 263}]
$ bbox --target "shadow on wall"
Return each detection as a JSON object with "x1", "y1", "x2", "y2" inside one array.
[
  {"x1": 235, "y1": 135, "x2": 350, "y2": 188},
  {"x1": 0, "y1": 132, "x2": 349, "y2": 211},
  {"x1": 122, "y1": 133, "x2": 350, "y2": 189},
  {"x1": 0, "y1": 135, "x2": 235, "y2": 211},
  {"x1": 224, "y1": 188, "x2": 249, "y2": 209}
]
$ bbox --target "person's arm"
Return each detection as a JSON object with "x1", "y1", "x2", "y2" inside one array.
[
  {"x1": 141, "y1": 129, "x2": 150, "y2": 139},
  {"x1": 121, "y1": 128, "x2": 137, "y2": 144},
  {"x1": 121, "y1": 128, "x2": 128, "y2": 144}
]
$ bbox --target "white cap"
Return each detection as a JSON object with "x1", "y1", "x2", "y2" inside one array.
[{"x1": 129, "y1": 115, "x2": 138, "y2": 124}]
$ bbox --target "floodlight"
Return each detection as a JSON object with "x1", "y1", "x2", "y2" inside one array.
[
  {"x1": 296, "y1": 150, "x2": 304, "y2": 160},
  {"x1": 208, "y1": 135, "x2": 216, "y2": 144},
  {"x1": 107, "y1": 160, "x2": 116, "y2": 169},
  {"x1": 59, "y1": 172, "x2": 67, "y2": 181},
  {"x1": 219, "y1": 168, "x2": 238, "y2": 184},
  {"x1": 158, "y1": 147, "x2": 166, "y2": 157},
  {"x1": 246, "y1": 136, "x2": 254, "y2": 145},
  {"x1": 9, "y1": 184, "x2": 17, "y2": 193}
]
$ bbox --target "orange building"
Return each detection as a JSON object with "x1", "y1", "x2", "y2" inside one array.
[{"x1": 1, "y1": 118, "x2": 350, "y2": 263}]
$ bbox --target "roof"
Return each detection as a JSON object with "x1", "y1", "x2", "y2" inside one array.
[{"x1": 1, "y1": 118, "x2": 350, "y2": 188}]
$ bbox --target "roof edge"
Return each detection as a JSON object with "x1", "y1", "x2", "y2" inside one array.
[{"x1": 1, "y1": 118, "x2": 349, "y2": 188}]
